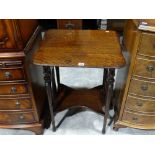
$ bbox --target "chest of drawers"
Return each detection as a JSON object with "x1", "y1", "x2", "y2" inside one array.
[
  {"x1": 114, "y1": 19, "x2": 155, "y2": 130},
  {"x1": 57, "y1": 19, "x2": 82, "y2": 29},
  {"x1": 0, "y1": 19, "x2": 47, "y2": 134}
]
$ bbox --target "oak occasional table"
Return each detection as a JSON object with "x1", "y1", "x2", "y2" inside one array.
[{"x1": 33, "y1": 30, "x2": 125, "y2": 134}]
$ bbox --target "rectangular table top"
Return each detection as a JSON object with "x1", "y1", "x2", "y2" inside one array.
[{"x1": 33, "y1": 30, "x2": 125, "y2": 68}]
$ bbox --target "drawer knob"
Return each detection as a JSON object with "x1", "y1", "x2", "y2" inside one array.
[
  {"x1": 147, "y1": 65, "x2": 154, "y2": 72},
  {"x1": 4, "y1": 71, "x2": 12, "y2": 79},
  {"x1": 10, "y1": 86, "x2": 17, "y2": 94},
  {"x1": 65, "y1": 23, "x2": 75, "y2": 29},
  {"x1": 132, "y1": 117, "x2": 138, "y2": 121},
  {"x1": 137, "y1": 102, "x2": 143, "y2": 107},
  {"x1": 19, "y1": 115, "x2": 24, "y2": 120},
  {"x1": 16, "y1": 100, "x2": 20, "y2": 106},
  {"x1": 141, "y1": 84, "x2": 148, "y2": 91}
]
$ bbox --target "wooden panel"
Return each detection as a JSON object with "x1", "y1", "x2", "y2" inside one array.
[
  {"x1": 129, "y1": 78, "x2": 155, "y2": 97},
  {"x1": 0, "y1": 68, "x2": 25, "y2": 81},
  {"x1": 125, "y1": 95, "x2": 155, "y2": 113},
  {"x1": 123, "y1": 20, "x2": 138, "y2": 55},
  {"x1": 0, "y1": 20, "x2": 17, "y2": 49},
  {"x1": 107, "y1": 19, "x2": 126, "y2": 32},
  {"x1": 0, "y1": 112, "x2": 36, "y2": 124},
  {"x1": 0, "y1": 98, "x2": 32, "y2": 110},
  {"x1": 0, "y1": 83, "x2": 28, "y2": 95},
  {"x1": 56, "y1": 85, "x2": 104, "y2": 114},
  {"x1": 122, "y1": 110, "x2": 155, "y2": 125},
  {"x1": 18, "y1": 19, "x2": 38, "y2": 45},
  {"x1": 133, "y1": 56, "x2": 155, "y2": 79},
  {"x1": 57, "y1": 20, "x2": 82, "y2": 29},
  {"x1": 138, "y1": 32, "x2": 155, "y2": 57},
  {"x1": 33, "y1": 30, "x2": 125, "y2": 68}
]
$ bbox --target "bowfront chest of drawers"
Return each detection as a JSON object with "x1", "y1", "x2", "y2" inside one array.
[
  {"x1": 0, "y1": 19, "x2": 46, "y2": 134},
  {"x1": 114, "y1": 19, "x2": 155, "y2": 130}
]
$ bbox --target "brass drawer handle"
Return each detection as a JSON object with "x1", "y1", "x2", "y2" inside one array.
[
  {"x1": 0, "y1": 37, "x2": 8, "y2": 46},
  {"x1": 4, "y1": 71, "x2": 12, "y2": 79},
  {"x1": 132, "y1": 117, "x2": 138, "y2": 121},
  {"x1": 137, "y1": 102, "x2": 143, "y2": 107},
  {"x1": 10, "y1": 86, "x2": 17, "y2": 94},
  {"x1": 141, "y1": 84, "x2": 148, "y2": 91},
  {"x1": 65, "y1": 23, "x2": 75, "y2": 29},
  {"x1": 0, "y1": 63, "x2": 6, "y2": 67},
  {"x1": 146, "y1": 65, "x2": 154, "y2": 72}
]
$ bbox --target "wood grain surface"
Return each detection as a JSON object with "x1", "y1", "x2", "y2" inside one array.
[{"x1": 33, "y1": 30, "x2": 125, "y2": 68}]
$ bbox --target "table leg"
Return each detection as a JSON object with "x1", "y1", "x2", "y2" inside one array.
[
  {"x1": 43, "y1": 66, "x2": 56, "y2": 132},
  {"x1": 55, "y1": 66, "x2": 60, "y2": 92},
  {"x1": 102, "y1": 68, "x2": 115, "y2": 134},
  {"x1": 103, "y1": 69, "x2": 108, "y2": 89}
]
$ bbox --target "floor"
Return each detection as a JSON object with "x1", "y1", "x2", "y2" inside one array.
[{"x1": 0, "y1": 64, "x2": 155, "y2": 135}]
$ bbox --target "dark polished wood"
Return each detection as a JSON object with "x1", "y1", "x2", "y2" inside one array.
[
  {"x1": 43, "y1": 66, "x2": 56, "y2": 132},
  {"x1": 102, "y1": 68, "x2": 115, "y2": 133},
  {"x1": 33, "y1": 30, "x2": 125, "y2": 134},
  {"x1": 56, "y1": 85, "x2": 104, "y2": 114},
  {"x1": 0, "y1": 19, "x2": 46, "y2": 134}
]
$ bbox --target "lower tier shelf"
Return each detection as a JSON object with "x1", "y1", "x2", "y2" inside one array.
[{"x1": 55, "y1": 84, "x2": 105, "y2": 115}]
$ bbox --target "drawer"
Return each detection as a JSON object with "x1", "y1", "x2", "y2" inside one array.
[
  {"x1": 133, "y1": 56, "x2": 155, "y2": 79},
  {"x1": 0, "y1": 83, "x2": 28, "y2": 95},
  {"x1": 125, "y1": 95, "x2": 155, "y2": 113},
  {"x1": 0, "y1": 98, "x2": 32, "y2": 110},
  {"x1": 129, "y1": 78, "x2": 155, "y2": 97},
  {"x1": 0, "y1": 68, "x2": 25, "y2": 81},
  {"x1": 122, "y1": 110, "x2": 155, "y2": 125},
  {"x1": 0, "y1": 112, "x2": 36, "y2": 124},
  {"x1": 57, "y1": 19, "x2": 82, "y2": 29},
  {"x1": 138, "y1": 32, "x2": 155, "y2": 57}
]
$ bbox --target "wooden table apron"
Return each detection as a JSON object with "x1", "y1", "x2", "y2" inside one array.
[{"x1": 33, "y1": 30, "x2": 125, "y2": 134}]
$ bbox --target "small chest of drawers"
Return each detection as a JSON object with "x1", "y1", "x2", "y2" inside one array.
[
  {"x1": 0, "y1": 19, "x2": 47, "y2": 134},
  {"x1": 115, "y1": 20, "x2": 155, "y2": 130}
]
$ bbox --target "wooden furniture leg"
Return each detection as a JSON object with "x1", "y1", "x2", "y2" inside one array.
[
  {"x1": 43, "y1": 66, "x2": 56, "y2": 132},
  {"x1": 55, "y1": 66, "x2": 60, "y2": 92},
  {"x1": 102, "y1": 68, "x2": 115, "y2": 134}
]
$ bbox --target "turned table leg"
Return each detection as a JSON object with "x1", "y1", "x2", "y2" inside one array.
[
  {"x1": 43, "y1": 66, "x2": 56, "y2": 132},
  {"x1": 55, "y1": 66, "x2": 60, "y2": 92},
  {"x1": 102, "y1": 68, "x2": 115, "y2": 134}
]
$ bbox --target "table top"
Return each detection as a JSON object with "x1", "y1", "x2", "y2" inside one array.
[{"x1": 33, "y1": 30, "x2": 125, "y2": 68}]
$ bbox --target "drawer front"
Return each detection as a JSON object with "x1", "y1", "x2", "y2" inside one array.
[
  {"x1": 0, "y1": 98, "x2": 32, "y2": 110},
  {"x1": 0, "y1": 68, "x2": 25, "y2": 81},
  {"x1": 57, "y1": 19, "x2": 82, "y2": 29},
  {"x1": 129, "y1": 78, "x2": 155, "y2": 97},
  {"x1": 122, "y1": 110, "x2": 155, "y2": 125},
  {"x1": 138, "y1": 32, "x2": 155, "y2": 57},
  {"x1": 0, "y1": 20, "x2": 16, "y2": 49},
  {"x1": 0, "y1": 83, "x2": 28, "y2": 95},
  {"x1": 133, "y1": 56, "x2": 155, "y2": 79},
  {"x1": 125, "y1": 95, "x2": 155, "y2": 113},
  {"x1": 0, "y1": 112, "x2": 36, "y2": 124}
]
